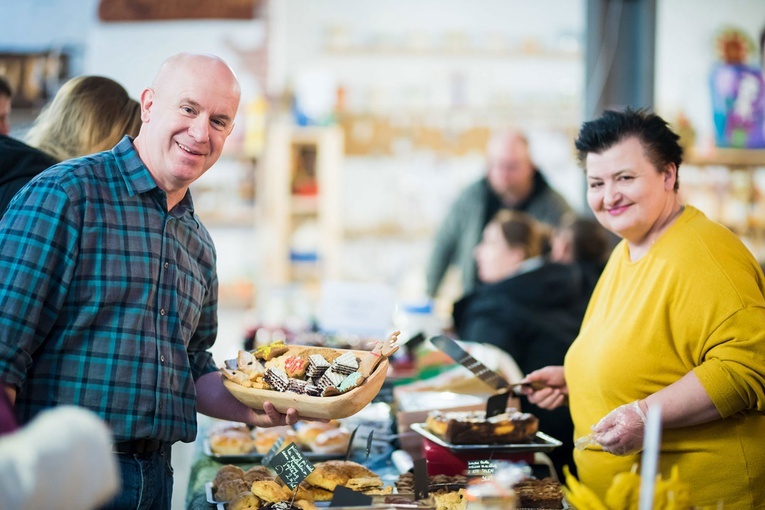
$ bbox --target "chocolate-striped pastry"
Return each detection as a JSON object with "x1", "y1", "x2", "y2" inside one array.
[
  {"x1": 263, "y1": 367, "x2": 290, "y2": 392},
  {"x1": 306, "y1": 354, "x2": 330, "y2": 378},
  {"x1": 317, "y1": 369, "x2": 345, "y2": 390},
  {"x1": 331, "y1": 352, "x2": 359, "y2": 375},
  {"x1": 288, "y1": 378, "x2": 308, "y2": 394}
]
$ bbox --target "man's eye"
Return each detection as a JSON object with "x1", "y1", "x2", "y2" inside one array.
[
  {"x1": 181, "y1": 106, "x2": 195, "y2": 114},
  {"x1": 588, "y1": 182, "x2": 603, "y2": 189}
]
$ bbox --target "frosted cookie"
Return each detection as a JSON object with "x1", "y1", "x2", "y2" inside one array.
[
  {"x1": 284, "y1": 355, "x2": 309, "y2": 379},
  {"x1": 338, "y1": 372, "x2": 365, "y2": 393},
  {"x1": 254, "y1": 341, "x2": 289, "y2": 361}
]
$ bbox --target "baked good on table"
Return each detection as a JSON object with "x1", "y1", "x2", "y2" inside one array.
[
  {"x1": 425, "y1": 408, "x2": 539, "y2": 445},
  {"x1": 295, "y1": 420, "x2": 339, "y2": 446},
  {"x1": 251, "y1": 480, "x2": 292, "y2": 502},
  {"x1": 213, "y1": 464, "x2": 246, "y2": 489},
  {"x1": 209, "y1": 428, "x2": 256, "y2": 455},
  {"x1": 259, "y1": 501, "x2": 317, "y2": 510},
  {"x1": 254, "y1": 426, "x2": 296, "y2": 455},
  {"x1": 310, "y1": 427, "x2": 351, "y2": 455},
  {"x1": 216, "y1": 479, "x2": 251, "y2": 502},
  {"x1": 513, "y1": 477, "x2": 564, "y2": 509},
  {"x1": 396, "y1": 472, "x2": 467, "y2": 494},
  {"x1": 229, "y1": 491, "x2": 261, "y2": 510},
  {"x1": 303, "y1": 460, "x2": 377, "y2": 491},
  {"x1": 243, "y1": 465, "x2": 275, "y2": 485}
]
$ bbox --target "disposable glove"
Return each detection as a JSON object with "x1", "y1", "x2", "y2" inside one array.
[{"x1": 590, "y1": 401, "x2": 647, "y2": 456}]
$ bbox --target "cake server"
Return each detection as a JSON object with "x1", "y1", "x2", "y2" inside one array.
[{"x1": 429, "y1": 335, "x2": 511, "y2": 391}]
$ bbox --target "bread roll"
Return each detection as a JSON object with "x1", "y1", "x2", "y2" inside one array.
[{"x1": 310, "y1": 427, "x2": 351, "y2": 455}]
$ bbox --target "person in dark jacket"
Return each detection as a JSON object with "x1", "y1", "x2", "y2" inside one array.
[
  {"x1": 452, "y1": 209, "x2": 585, "y2": 477},
  {"x1": 0, "y1": 75, "x2": 141, "y2": 216}
]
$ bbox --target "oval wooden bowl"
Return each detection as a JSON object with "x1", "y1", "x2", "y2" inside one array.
[{"x1": 222, "y1": 345, "x2": 389, "y2": 420}]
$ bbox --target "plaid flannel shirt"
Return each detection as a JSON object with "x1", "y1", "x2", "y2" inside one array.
[{"x1": 0, "y1": 136, "x2": 218, "y2": 443}]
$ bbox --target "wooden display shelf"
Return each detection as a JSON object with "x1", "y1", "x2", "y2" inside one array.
[{"x1": 685, "y1": 147, "x2": 765, "y2": 167}]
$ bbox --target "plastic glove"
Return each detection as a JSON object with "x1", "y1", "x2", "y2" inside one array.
[{"x1": 590, "y1": 401, "x2": 647, "y2": 456}]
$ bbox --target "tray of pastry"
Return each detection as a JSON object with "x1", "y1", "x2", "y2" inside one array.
[
  {"x1": 203, "y1": 438, "x2": 345, "y2": 462},
  {"x1": 410, "y1": 423, "x2": 562, "y2": 452},
  {"x1": 205, "y1": 421, "x2": 352, "y2": 462}
]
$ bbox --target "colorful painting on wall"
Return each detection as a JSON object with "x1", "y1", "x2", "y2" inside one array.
[{"x1": 710, "y1": 27, "x2": 765, "y2": 149}]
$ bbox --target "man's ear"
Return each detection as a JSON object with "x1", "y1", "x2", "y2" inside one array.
[{"x1": 139, "y1": 88, "x2": 155, "y2": 123}]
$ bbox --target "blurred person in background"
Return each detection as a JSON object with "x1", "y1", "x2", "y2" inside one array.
[
  {"x1": 0, "y1": 75, "x2": 142, "y2": 216},
  {"x1": 451, "y1": 210, "x2": 584, "y2": 476},
  {"x1": 522, "y1": 108, "x2": 765, "y2": 507},
  {"x1": 549, "y1": 212, "x2": 612, "y2": 308},
  {"x1": 0, "y1": 75, "x2": 11, "y2": 136},
  {"x1": 426, "y1": 129, "x2": 572, "y2": 298},
  {"x1": 1, "y1": 388, "x2": 120, "y2": 510}
]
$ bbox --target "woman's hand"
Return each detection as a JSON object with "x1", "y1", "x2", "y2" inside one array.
[
  {"x1": 519, "y1": 365, "x2": 568, "y2": 410},
  {"x1": 590, "y1": 400, "x2": 647, "y2": 455}
]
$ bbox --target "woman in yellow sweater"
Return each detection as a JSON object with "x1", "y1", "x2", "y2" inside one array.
[{"x1": 522, "y1": 108, "x2": 765, "y2": 508}]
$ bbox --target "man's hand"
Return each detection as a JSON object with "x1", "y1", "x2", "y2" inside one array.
[{"x1": 251, "y1": 401, "x2": 299, "y2": 427}]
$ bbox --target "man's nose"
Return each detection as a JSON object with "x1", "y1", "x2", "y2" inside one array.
[{"x1": 188, "y1": 116, "x2": 209, "y2": 141}]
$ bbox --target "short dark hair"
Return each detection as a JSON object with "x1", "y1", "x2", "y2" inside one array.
[
  {"x1": 0, "y1": 75, "x2": 12, "y2": 98},
  {"x1": 574, "y1": 108, "x2": 684, "y2": 192}
]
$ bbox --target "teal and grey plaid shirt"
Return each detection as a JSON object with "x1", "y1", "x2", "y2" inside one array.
[{"x1": 0, "y1": 136, "x2": 218, "y2": 443}]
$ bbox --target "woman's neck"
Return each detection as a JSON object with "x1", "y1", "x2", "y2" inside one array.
[{"x1": 628, "y1": 200, "x2": 685, "y2": 261}]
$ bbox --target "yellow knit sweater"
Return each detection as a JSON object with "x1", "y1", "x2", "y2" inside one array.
[{"x1": 566, "y1": 206, "x2": 765, "y2": 509}]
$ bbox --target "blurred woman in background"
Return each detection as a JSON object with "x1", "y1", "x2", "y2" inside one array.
[
  {"x1": 0, "y1": 75, "x2": 141, "y2": 215},
  {"x1": 452, "y1": 209, "x2": 587, "y2": 476}
]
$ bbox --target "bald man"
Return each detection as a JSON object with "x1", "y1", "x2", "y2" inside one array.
[
  {"x1": 0, "y1": 53, "x2": 298, "y2": 509},
  {"x1": 426, "y1": 130, "x2": 572, "y2": 297}
]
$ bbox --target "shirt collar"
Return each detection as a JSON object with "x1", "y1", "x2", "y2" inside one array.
[{"x1": 111, "y1": 136, "x2": 197, "y2": 218}]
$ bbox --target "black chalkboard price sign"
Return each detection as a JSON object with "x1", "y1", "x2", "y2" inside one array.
[{"x1": 267, "y1": 442, "x2": 315, "y2": 490}]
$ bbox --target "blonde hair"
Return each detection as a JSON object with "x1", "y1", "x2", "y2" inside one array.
[
  {"x1": 25, "y1": 76, "x2": 141, "y2": 162},
  {"x1": 492, "y1": 209, "x2": 548, "y2": 259}
]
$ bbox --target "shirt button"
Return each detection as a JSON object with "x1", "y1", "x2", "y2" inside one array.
[
  {"x1": 160, "y1": 354, "x2": 165, "y2": 362},
  {"x1": 164, "y1": 262, "x2": 169, "y2": 269},
  {"x1": 158, "y1": 401, "x2": 164, "y2": 410},
  {"x1": 160, "y1": 309, "x2": 166, "y2": 316}
]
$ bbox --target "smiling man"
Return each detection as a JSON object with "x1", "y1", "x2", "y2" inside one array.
[{"x1": 0, "y1": 53, "x2": 299, "y2": 509}]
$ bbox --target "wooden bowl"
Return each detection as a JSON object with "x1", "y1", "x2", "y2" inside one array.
[{"x1": 222, "y1": 345, "x2": 389, "y2": 420}]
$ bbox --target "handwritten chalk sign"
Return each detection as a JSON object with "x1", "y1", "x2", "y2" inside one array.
[
  {"x1": 268, "y1": 442, "x2": 315, "y2": 490},
  {"x1": 261, "y1": 436, "x2": 285, "y2": 468},
  {"x1": 466, "y1": 459, "x2": 501, "y2": 482}
]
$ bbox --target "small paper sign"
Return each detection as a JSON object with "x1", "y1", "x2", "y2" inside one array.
[
  {"x1": 329, "y1": 485, "x2": 373, "y2": 507},
  {"x1": 267, "y1": 442, "x2": 315, "y2": 490},
  {"x1": 413, "y1": 458, "x2": 429, "y2": 500},
  {"x1": 466, "y1": 459, "x2": 501, "y2": 482},
  {"x1": 261, "y1": 436, "x2": 285, "y2": 467}
]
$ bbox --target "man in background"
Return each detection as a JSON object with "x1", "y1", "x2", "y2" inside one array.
[
  {"x1": 0, "y1": 76, "x2": 12, "y2": 135},
  {"x1": 426, "y1": 129, "x2": 572, "y2": 297}
]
